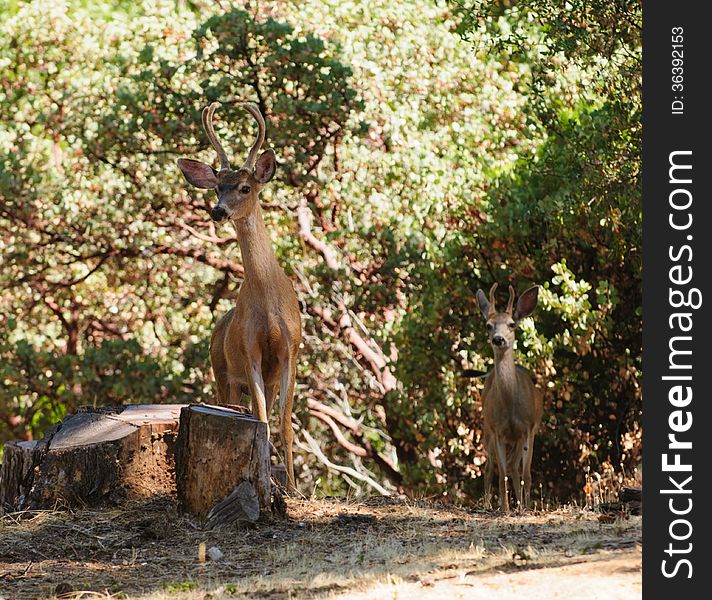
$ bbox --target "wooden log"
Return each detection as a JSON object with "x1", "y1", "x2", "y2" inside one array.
[
  {"x1": 204, "y1": 480, "x2": 260, "y2": 529},
  {"x1": 600, "y1": 486, "x2": 642, "y2": 516},
  {"x1": 0, "y1": 439, "x2": 44, "y2": 512},
  {"x1": 0, "y1": 405, "x2": 184, "y2": 513},
  {"x1": 174, "y1": 405, "x2": 271, "y2": 519},
  {"x1": 620, "y1": 485, "x2": 642, "y2": 503},
  {"x1": 271, "y1": 464, "x2": 287, "y2": 488}
]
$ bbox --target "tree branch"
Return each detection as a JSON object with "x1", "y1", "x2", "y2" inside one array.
[
  {"x1": 307, "y1": 397, "x2": 402, "y2": 486},
  {"x1": 309, "y1": 409, "x2": 367, "y2": 457},
  {"x1": 296, "y1": 199, "x2": 342, "y2": 272},
  {"x1": 309, "y1": 305, "x2": 397, "y2": 393},
  {"x1": 177, "y1": 220, "x2": 237, "y2": 245},
  {"x1": 298, "y1": 430, "x2": 391, "y2": 496}
]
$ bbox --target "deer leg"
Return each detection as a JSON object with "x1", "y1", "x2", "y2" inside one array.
[
  {"x1": 266, "y1": 384, "x2": 278, "y2": 417},
  {"x1": 510, "y1": 440, "x2": 523, "y2": 511},
  {"x1": 228, "y1": 381, "x2": 242, "y2": 406},
  {"x1": 210, "y1": 348, "x2": 229, "y2": 404},
  {"x1": 493, "y1": 435, "x2": 509, "y2": 511},
  {"x1": 213, "y1": 373, "x2": 229, "y2": 404},
  {"x1": 522, "y1": 429, "x2": 535, "y2": 509},
  {"x1": 483, "y1": 436, "x2": 494, "y2": 508},
  {"x1": 246, "y1": 352, "x2": 269, "y2": 435},
  {"x1": 484, "y1": 457, "x2": 494, "y2": 509},
  {"x1": 279, "y1": 360, "x2": 297, "y2": 492},
  {"x1": 210, "y1": 318, "x2": 230, "y2": 404}
]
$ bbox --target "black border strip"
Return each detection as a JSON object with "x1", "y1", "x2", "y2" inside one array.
[{"x1": 643, "y1": 1, "x2": 708, "y2": 596}]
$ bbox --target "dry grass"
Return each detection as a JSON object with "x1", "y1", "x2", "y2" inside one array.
[{"x1": 0, "y1": 496, "x2": 641, "y2": 599}]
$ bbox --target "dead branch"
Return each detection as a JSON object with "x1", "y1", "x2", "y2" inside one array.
[
  {"x1": 296, "y1": 199, "x2": 343, "y2": 272},
  {"x1": 307, "y1": 397, "x2": 360, "y2": 431},
  {"x1": 308, "y1": 409, "x2": 367, "y2": 457},
  {"x1": 298, "y1": 430, "x2": 390, "y2": 496},
  {"x1": 177, "y1": 220, "x2": 237, "y2": 245},
  {"x1": 307, "y1": 397, "x2": 402, "y2": 486},
  {"x1": 149, "y1": 245, "x2": 245, "y2": 277},
  {"x1": 309, "y1": 305, "x2": 396, "y2": 393}
]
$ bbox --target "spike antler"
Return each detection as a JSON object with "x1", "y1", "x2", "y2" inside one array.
[
  {"x1": 506, "y1": 285, "x2": 515, "y2": 314},
  {"x1": 240, "y1": 102, "x2": 266, "y2": 172},
  {"x1": 488, "y1": 283, "x2": 498, "y2": 317},
  {"x1": 202, "y1": 102, "x2": 231, "y2": 172}
]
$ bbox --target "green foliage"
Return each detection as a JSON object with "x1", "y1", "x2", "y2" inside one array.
[
  {"x1": 0, "y1": 0, "x2": 360, "y2": 455},
  {"x1": 0, "y1": 333, "x2": 208, "y2": 441},
  {"x1": 391, "y1": 0, "x2": 641, "y2": 497},
  {"x1": 163, "y1": 581, "x2": 199, "y2": 594},
  {"x1": 0, "y1": 0, "x2": 640, "y2": 501}
]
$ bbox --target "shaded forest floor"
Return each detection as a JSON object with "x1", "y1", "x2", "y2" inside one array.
[{"x1": 1, "y1": 496, "x2": 641, "y2": 600}]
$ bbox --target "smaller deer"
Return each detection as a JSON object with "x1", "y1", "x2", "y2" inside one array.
[
  {"x1": 177, "y1": 102, "x2": 301, "y2": 492},
  {"x1": 477, "y1": 283, "x2": 543, "y2": 511}
]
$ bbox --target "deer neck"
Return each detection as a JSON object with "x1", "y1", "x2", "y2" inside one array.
[
  {"x1": 233, "y1": 205, "x2": 281, "y2": 288},
  {"x1": 492, "y1": 347, "x2": 518, "y2": 400}
]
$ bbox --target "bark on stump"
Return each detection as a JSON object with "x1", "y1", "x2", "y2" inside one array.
[
  {"x1": 0, "y1": 405, "x2": 184, "y2": 514},
  {"x1": 174, "y1": 405, "x2": 271, "y2": 525}
]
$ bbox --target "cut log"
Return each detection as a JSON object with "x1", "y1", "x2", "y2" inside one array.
[
  {"x1": 599, "y1": 485, "x2": 643, "y2": 516},
  {"x1": 174, "y1": 405, "x2": 271, "y2": 519},
  {"x1": 0, "y1": 439, "x2": 46, "y2": 512},
  {"x1": 204, "y1": 480, "x2": 260, "y2": 529},
  {"x1": 271, "y1": 464, "x2": 287, "y2": 488},
  {"x1": 620, "y1": 485, "x2": 642, "y2": 503},
  {"x1": 0, "y1": 405, "x2": 184, "y2": 514}
]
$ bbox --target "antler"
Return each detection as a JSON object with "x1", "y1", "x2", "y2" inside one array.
[
  {"x1": 488, "y1": 283, "x2": 498, "y2": 317},
  {"x1": 506, "y1": 285, "x2": 515, "y2": 314},
  {"x1": 240, "y1": 102, "x2": 266, "y2": 172},
  {"x1": 202, "y1": 102, "x2": 231, "y2": 172}
]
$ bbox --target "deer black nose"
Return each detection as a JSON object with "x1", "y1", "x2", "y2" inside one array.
[
  {"x1": 492, "y1": 335, "x2": 506, "y2": 347},
  {"x1": 210, "y1": 205, "x2": 227, "y2": 222}
]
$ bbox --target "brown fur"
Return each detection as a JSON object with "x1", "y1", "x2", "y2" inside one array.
[
  {"x1": 477, "y1": 283, "x2": 544, "y2": 510},
  {"x1": 178, "y1": 103, "x2": 301, "y2": 491}
]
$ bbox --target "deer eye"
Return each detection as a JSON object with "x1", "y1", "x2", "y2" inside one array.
[
  {"x1": 486, "y1": 323, "x2": 494, "y2": 331},
  {"x1": 240, "y1": 185, "x2": 251, "y2": 194},
  {"x1": 508, "y1": 321, "x2": 516, "y2": 329}
]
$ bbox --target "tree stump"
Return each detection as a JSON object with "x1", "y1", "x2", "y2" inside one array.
[
  {"x1": 204, "y1": 480, "x2": 261, "y2": 529},
  {"x1": 174, "y1": 405, "x2": 271, "y2": 522},
  {"x1": 0, "y1": 405, "x2": 184, "y2": 514}
]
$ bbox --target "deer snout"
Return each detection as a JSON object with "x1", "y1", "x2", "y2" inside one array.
[
  {"x1": 492, "y1": 334, "x2": 506, "y2": 347},
  {"x1": 210, "y1": 205, "x2": 227, "y2": 222}
]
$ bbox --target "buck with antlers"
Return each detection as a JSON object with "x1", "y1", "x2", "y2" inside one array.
[
  {"x1": 177, "y1": 102, "x2": 301, "y2": 492},
  {"x1": 476, "y1": 283, "x2": 543, "y2": 511}
]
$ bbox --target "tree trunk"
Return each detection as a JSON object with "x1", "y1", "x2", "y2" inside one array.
[
  {"x1": 1, "y1": 404, "x2": 275, "y2": 522},
  {"x1": 0, "y1": 405, "x2": 183, "y2": 514},
  {"x1": 174, "y1": 405, "x2": 271, "y2": 522}
]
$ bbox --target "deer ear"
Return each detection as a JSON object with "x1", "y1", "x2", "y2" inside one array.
[
  {"x1": 177, "y1": 158, "x2": 218, "y2": 189},
  {"x1": 476, "y1": 289, "x2": 490, "y2": 320},
  {"x1": 253, "y1": 149, "x2": 276, "y2": 184},
  {"x1": 514, "y1": 286, "x2": 539, "y2": 321}
]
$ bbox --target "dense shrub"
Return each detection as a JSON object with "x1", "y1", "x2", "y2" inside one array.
[{"x1": 0, "y1": 0, "x2": 640, "y2": 502}]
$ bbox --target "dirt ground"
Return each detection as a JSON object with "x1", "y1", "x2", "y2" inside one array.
[{"x1": 0, "y1": 496, "x2": 641, "y2": 600}]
